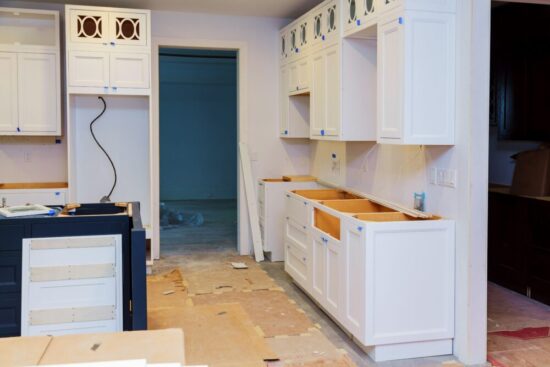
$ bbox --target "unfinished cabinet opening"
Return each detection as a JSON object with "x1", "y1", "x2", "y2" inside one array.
[
  {"x1": 320, "y1": 199, "x2": 395, "y2": 213},
  {"x1": 314, "y1": 208, "x2": 340, "y2": 240},
  {"x1": 0, "y1": 10, "x2": 57, "y2": 47},
  {"x1": 354, "y1": 212, "x2": 439, "y2": 222},
  {"x1": 293, "y1": 189, "x2": 361, "y2": 201}
]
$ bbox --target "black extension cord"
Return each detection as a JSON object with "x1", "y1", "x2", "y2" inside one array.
[{"x1": 90, "y1": 96, "x2": 117, "y2": 203}]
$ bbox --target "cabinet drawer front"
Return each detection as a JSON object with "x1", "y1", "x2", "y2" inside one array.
[
  {"x1": 29, "y1": 246, "x2": 116, "y2": 268},
  {"x1": 0, "y1": 252, "x2": 21, "y2": 294},
  {"x1": 0, "y1": 190, "x2": 66, "y2": 207},
  {"x1": 28, "y1": 278, "x2": 117, "y2": 310},
  {"x1": 285, "y1": 241, "x2": 308, "y2": 286},
  {"x1": 68, "y1": 51, "x2": 110, "y2": 87},
  {"x1": 28, "y1": 319, "x2": 117, "y2": 336},
  {"x1": 286, "y1": 194, "x2": 309, "y2": 227},
  {"x1": 286, "y1": 218, "x2": 308, "y2": 252}
]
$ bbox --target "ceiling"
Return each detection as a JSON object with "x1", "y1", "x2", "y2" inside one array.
[{"x1": 33, "y1": 0, "x2": 325, "y2": 18}]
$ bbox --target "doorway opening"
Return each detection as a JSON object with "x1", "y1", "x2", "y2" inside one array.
[
  {"x1": 487, "y1": 2, "x2": 550, "y2": 366},
  {"x1": 158, "y1": 48, "x2": 238, "y2": 256}
]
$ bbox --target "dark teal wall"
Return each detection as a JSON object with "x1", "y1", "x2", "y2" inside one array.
[{"x1": 159, "y1": 49, "x2": 237, "y2": 201}]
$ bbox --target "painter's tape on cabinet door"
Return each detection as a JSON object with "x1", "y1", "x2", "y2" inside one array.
[
  {"x1": 30, "y1": 236, "x2": 116, "y2": 250},
  {"x1": 30, "y1": 263, "x2": 116, "y2": 282},
  {"x1": 29, "y1": 305, "x2": 116, "y2": 326}
]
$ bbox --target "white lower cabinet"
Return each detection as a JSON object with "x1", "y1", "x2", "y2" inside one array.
[
  {"x1": 0, "y1": 189, "x2": 67, "y2": 207},
  {"x1": 284, "y1": 189, "x2": 455, "y2": 362}
]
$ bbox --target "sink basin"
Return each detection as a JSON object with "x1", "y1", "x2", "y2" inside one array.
[
  {"x1": 61, "y1": 203, "x2": 128, "y2": 216},
  {"x1": 320, "y1": 199, "x2": 396, "y2": 213},
  {"x1": 292, "y1": 189, "x2": 361, "y2": 200}
]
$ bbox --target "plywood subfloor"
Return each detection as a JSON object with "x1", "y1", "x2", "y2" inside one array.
[
  {"x1": 185, "y1": 267, "x2": 278, "y2": 295},
  {"x1": 190, "y1": 289, "x2": 313, "y2": 337},
  {"x1": 266, "y1": 329, "x2": 345, "y2": 364}
]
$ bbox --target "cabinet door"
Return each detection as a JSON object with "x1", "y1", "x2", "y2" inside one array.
[
  {"x1": 312, "y1": 11, "x2": 324, "y2": 47},
  {"x1": 110, "y1": 53, "x2": 150, "y2": 89},
  {"x1": 310, "y1": 50, "x2": 326, "y2": 136},
  {"x1": 297, "y1": 57, "x2": 310, "y2": 90},
  {"x1": 311, "y1": 234, "x2": 327, "y2": 302},
  {"x1": 68, "y1": 51, "x2": 110, "y2": 88},
  {"x1": 325, "y1": 236, "x2": 343, "y2": 318},
  {"x1": 279, "y1": 66, "x2": 290, "y2": 136},
  {"x1": 345, "y1": 0, "x2": 361, "y2": 32},
  {"x1": 377, "y1": 15, "x2": 404, "y2": 140},
  {"x1": 280, "y1": 32, "x2": 289, "y2": 61},
  {"x1": 325, "y1": 1, "x2": 339, "y2": 43},
  {"x1": 69, "y1": 9, "x2": 109, "y2": 44},
  {"x1": 17, "y1": 53, "x2": 58, "y2": 133},
  {"x1": 324, "y1": 45, "x2": 340, "y2": 137},
  {"x1": 109, "y1": 12, "x2": 148, "y2": 46},
  {"x1": 288, "y1": 61, "x2": 299, "y2": 93},
  {"x1": 0, "y1": 52, "x2": 18, "y2": 133},
  {"x1": 342, "y1": 223, "x2": 366, "y2": 338}
]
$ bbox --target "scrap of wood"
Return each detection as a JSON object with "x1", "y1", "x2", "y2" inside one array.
[
  {"x1": 148, "y1": 304, "x2": 277, "y2": 367},
  {"x1": 37, "y1": 329, "x2": 185, "y2": 365},
  {"x1": 239, "y1": 142, "x2": 264, "y2": 262},
  {"x1": 231, "y1": 262, "x2": 249, "y2": 269}
]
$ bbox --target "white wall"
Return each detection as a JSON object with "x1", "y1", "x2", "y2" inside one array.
[{"x1": 488, "y1": 127, "x2": 540, "y2": 186}]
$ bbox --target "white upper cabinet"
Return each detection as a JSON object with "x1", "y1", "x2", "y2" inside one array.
[
  {"x1": 344, "y1": 0, "x2": 379, "y2": 37},
  {"x1": 0, "y1": 52, "x2": 18, "y2": 133},
  {"x1": 0, "y1": 8, "x2": 61, "y2": 136},
  {"x1": 280, "y1": 31, "x2": 289, "y2": 62},
  {"x1": 377, "y1": 9, "x2": 455, "y2": 145},
  {"x1": 324, "y1": 1, "x2": 339, "y2": 44},
  {"x1": 66, "y1": 5, "x2": 151, "y2": 95},
  {"x1": 379, "y1": 0, "x2": 456, "y2": 14},
  {"x1": 18, "y1": 53, "x2": 58, "y2": 133}
]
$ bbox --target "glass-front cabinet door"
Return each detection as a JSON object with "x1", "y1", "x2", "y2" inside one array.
[
  {"x1": 69, "y1": 9, "x2": 109, "y2": 44},
  {"x1": 109, "y1": 12, "x2": 147, "y2": 46}
]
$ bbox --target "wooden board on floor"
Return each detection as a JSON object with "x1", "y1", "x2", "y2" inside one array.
[
  {"x1": 239, "y1": 142, "x2": 264, "y2": 262},
  {"x1": 148, "y1": 303, "x2": 278, "y2": 367},
  {"x1": 185, "y1": 268, "x2": 277, "y2": 295},
  {"x1": 191, "y1": 289, "x2": 313, "y2": 337},
  {"x1": 0, "y1": 335, "x2": 52, "y2": 367},
  {"x1": 265, "y1": 329, "x2": 344, "y2": 365},
  {"x1": 0, "y1": 329, "x2": 185, "y2": 366}
]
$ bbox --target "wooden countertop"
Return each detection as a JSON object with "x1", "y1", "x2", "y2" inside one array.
[
  {"x1": 0, "y1": 182, "x2": 68, "y2": 190},
  {"x1": 489, "y1": 184, "x2": 550, "y2": 202}
]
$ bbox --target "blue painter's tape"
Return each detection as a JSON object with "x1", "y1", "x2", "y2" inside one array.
[
  {"x1": 399, "y1": 17, "x2": 404, "y2": 24},
  {"x1": 321, "y1": 129, "x2": 325, "y2": 136},
  {"x1": 55, "y1": 192, "x2": 60, "y2": 196},
  {"x1": 322, "y1": 35, "x2": 326, "y2": 41},
  {"x1": 357, "y1": 19, "x2": 361, "y2": 26}
]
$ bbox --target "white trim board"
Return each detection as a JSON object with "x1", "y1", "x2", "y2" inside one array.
[{"x1": 151, "y1": 37, "x2": 249, "y2": 259}]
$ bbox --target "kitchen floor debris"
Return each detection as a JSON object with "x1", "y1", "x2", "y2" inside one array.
[{"x1": 148, "y1": 251, "x2": 467, "y2": 367}]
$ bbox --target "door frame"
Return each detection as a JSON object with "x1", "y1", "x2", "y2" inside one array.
[{"x1": 150, "y1": 37, "x2": 249, "y2": 259}]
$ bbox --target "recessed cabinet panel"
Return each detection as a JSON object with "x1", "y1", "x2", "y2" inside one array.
[
  {"x1": 109, "y1": 12, "x2": 147, "y2": 46},
  {"x1": 17, "y1": 53, "x2": 58, "y2": 133},
  {"x1": 0, "y1": 53, "x2": 18, "y2": 133},
  {"x1": 70, "y1": 9, "x2": 109, "y2": 44},
  {"x1": 279, "y1": 66, "x2": 290, "y2": 135},
  {"x1": 324, "y1": 2, "x2": 339, "y2": 43},
  {"x1": 311, "y1": 51, "x2": 326, "y2": 136},
  {"x1": 324, "y1": 45, "x2": 340, "y2": 136},
  {"x1": 325, "y1": 236, "x2": 342, "y2": 317},
  {"x1": 109, "y1": 53, "x2": 150, "y2": 89},
  {"x1": 377, "y1": 16, "x2": 404, "y2": 140},
  {"x1": 68, "y1": 51, "x2": 110, "y2": 88},
  {"x1": 311, "y1": 235, "x2": 327, "y2": 301}
]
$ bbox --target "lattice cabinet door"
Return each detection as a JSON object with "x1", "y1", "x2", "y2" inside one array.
[
  {"x1": 69, "y1": 9, "x2": 109, "y2": 44},
  {"x1": 109, "y1": 12, "x2": 148, "y2": 46}
]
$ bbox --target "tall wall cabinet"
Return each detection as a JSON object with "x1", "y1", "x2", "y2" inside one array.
[
  {"x1": 65, "y1": 5, "x2": 153, "y2": 260},
  {"x1": 0, "y1": 8, "x2": 61, "y2": 136},
  {"x1": 279, "y1": 0, "x2": 457, "y2": 145}
]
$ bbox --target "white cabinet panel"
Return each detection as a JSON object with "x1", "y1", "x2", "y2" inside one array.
[
  {"x1": 342, "y1": 223, "x2": 366, "y2": 339},
  {"x1": 297, "y1": 57, "x2": 310, "y2": 90},
  {"x1": 17, "y1": 53, "x2": 58, "y2": 133},
  {"x1": 377, "y1": 15, "x2": 404, "y2": 140},
  {"x1": 310, "y1": 50, "x2": 326, "y2": 136},
  {"x1": 324, "y1": 45, "x2": 340, "y2": 136},
  {"x1": 69, "y1": 9, "x2": 109, "y2": 44},
  {"x1": 310, "y1": 231, "x2": 327, "y2": 302},
  {"x1": 0, "y1": 52, "x2": 18, "y2": 133},
  {"x1": 0, "y1": 189, "x2": 66, "y2": 207},
  {"x1": 279, "y1": 66, "x2": 290, "y2": 136},
  {"x1": 69, "y1": 51, "x2": 110, "y2": 87},
  {"x1": 289, "y1": 61, "x2": 299, "y2": 93},
  {"x1": 110, "y1": 53, "x2": 150, "y2": 89},
  {"x1": 285, "y1": 240, "x2": 308, "y2": 289},
  {"x1": 325, "y1": 236, "x2": 342, "y2": 317}
]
